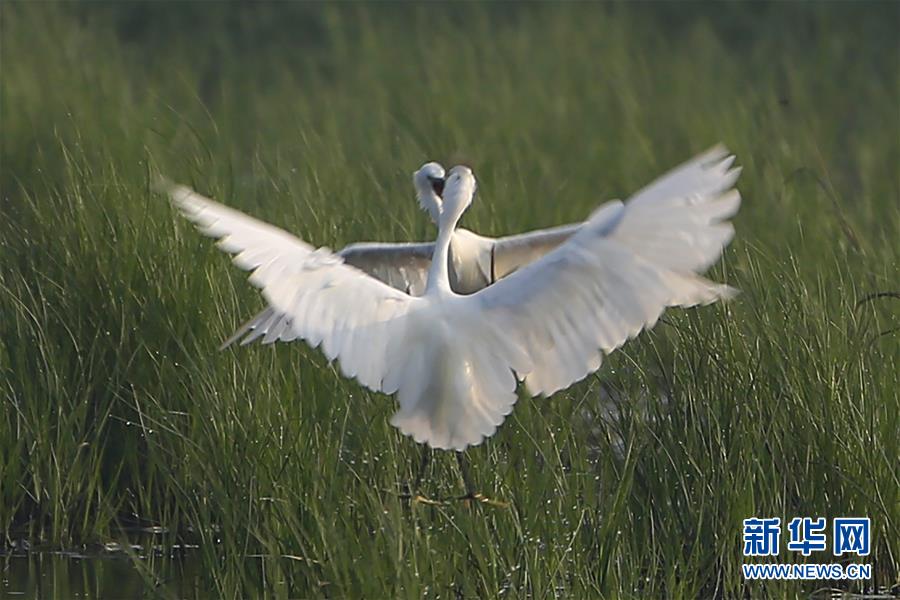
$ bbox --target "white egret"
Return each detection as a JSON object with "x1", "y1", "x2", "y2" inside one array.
[
  {"x1": 218, "y1": 161, "x2": 582, "y2": 349},
  {"x1": 166, "y1": 146, "x2": 741, "y2": 460}
]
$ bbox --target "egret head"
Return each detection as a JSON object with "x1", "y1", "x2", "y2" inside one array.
[
  {"x1": 440, "y1": 165, "x2": 476, "y2": 227},
  {"x1": 413, "y1": 162, "x2": 445, "y2": 223}
]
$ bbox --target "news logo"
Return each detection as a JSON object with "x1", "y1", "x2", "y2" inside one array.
[
  {"x1": 787, "y1": 517, "x2": 827, "y2": 556},
  {"x1": 833, "y1": 518, "x2": 870, "y2": 557},
  {"x1": 741, "y1": 516, "x2": 872, "y2": 581},
  {"x1": 742, "y1": 517, "x2": 781, "y2": 557}
]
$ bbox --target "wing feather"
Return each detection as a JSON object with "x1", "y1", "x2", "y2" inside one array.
[
  {"x1": 215, "y1": 241, "x2": 435, "y2": 348},
  {"x1": 491, "y1": 223, "x2": 582, "y2": 280},
  {"x1": 471, "y1": 147, "x2": 741, "y2": 398},
  {"x1": 165, "y1": 183, "x2": 417, "y2": 392}
]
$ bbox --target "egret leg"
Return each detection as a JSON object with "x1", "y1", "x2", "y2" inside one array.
[
  {"x1": 409, "y1": 447, "x2": 441, "y2": 505},
  {"x1": 455, "y1": 452, "x2": 509, "y2": 508},
  {"x1": 456, "y1": 452, "x2": 476, "y2": 498},
  {"x1": 413, "y1": 446, "x2": 430, "y2": 489}
]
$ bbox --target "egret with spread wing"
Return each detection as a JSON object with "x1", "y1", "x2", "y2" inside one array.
[
  {"x1": 165, "y1": 147, "x2": 741, "y2": 500},
  {"x1": 205, "y1": 161, "x2": 582, "y2": 349}
]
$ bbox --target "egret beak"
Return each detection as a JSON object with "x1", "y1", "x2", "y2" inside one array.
[{"x1": 428, "y1": 176, "x2": 445, "y2": 198}]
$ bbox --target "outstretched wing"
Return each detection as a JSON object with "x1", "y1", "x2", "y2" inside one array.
[
  {"x1": 471, "y1": 145, "x2": 741, "y2": 397},
  {"x1": 340, "y1": 241, "x2": 435, "y2": 294},
  {"x1": 490, "y1": 223, "x2": 582, "y2": 281},
  {"x1": 221, "y1": 240, "x2": 435, "y2": 348},
  {"x1": 166, "y1": 183, "x2": 418, "y2": 391}
]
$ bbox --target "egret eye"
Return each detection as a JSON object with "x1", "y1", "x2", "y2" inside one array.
[{"x1": 428, "y1": 176, "x2": 445, "y2": 197}]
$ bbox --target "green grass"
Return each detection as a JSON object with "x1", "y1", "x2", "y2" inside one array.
[{"x1": 1, "y1": 2, "x2": 898, "y2": 598}]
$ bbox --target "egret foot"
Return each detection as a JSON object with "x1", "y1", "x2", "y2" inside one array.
[
  {"x1": 412, "y1": 494, "x2": 443, "y2": 506},
  {"x1": 393, "y1": 490, "x2": 442, "y2": 505},
  {"x1": 456, "y1": 492, "x2": 510, "y2": 509}
]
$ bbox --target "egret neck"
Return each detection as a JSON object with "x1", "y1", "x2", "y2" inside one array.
[{"x1": 425, "y1": 166, "x2": 475, "y2": 296}]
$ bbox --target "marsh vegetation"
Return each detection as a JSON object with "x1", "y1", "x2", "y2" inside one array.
[{"x1": 1, "y1": 3, "x2": 897, "y2": 597}]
